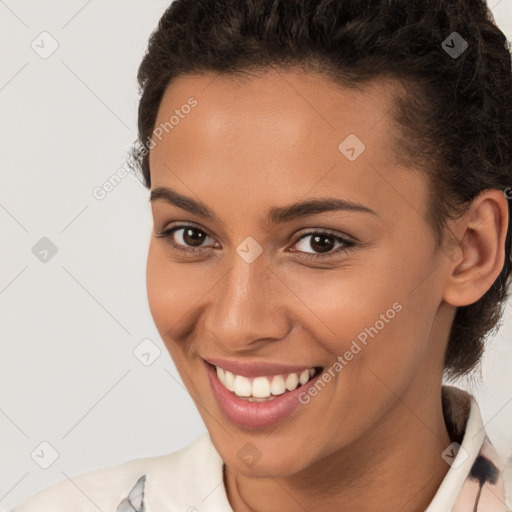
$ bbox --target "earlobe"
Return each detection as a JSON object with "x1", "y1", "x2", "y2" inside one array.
[{"x1": 442, "y1": 189, "x2": 509, "y2": 308}]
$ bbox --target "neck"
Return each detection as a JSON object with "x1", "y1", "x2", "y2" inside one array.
[{"x1": 224, "y1": 384, "x2": 452, "y2": 512}]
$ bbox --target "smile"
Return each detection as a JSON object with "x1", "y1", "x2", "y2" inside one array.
[{"x1": 204, "y1": 359, "x2": 324, "y2": 428}]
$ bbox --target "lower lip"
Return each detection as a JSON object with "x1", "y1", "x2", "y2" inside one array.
[{"x1": 205, "y1": 360, "x2": 322, "y2": 429}]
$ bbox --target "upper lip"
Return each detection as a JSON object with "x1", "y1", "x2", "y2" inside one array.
[{"x1": 204, "y1": 357, "x2": 321, "y2": 378}]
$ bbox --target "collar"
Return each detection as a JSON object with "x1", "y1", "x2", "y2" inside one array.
[{"x1": 427, "y1": 385, "x2": 508, "y2": 512}]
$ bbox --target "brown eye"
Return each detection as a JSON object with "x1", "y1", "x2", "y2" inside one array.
[
  {"x1": 155, "y1": 225, "x2": 219, "y2": 253},
  {"x1": 180, "y1": 227, "x2": 207, "y2": 247},
  {"x1": 305, "y1": 233, "x2": 336, "y2": 253},
  {"x1": 289, "y1": 231, "x2": 355, "y2": 259}
]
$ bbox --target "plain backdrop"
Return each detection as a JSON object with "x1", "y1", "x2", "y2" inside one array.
[{"x1": 1, "y1": 1, "x2": 511, "y2": 509}]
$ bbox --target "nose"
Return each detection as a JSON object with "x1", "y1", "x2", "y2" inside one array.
[{"x1": 203, "y1": 250, "x2": 291, "y2": 352}]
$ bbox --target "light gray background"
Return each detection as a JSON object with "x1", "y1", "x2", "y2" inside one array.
[{"x1": 1, "y1": 1, "x2": 511, "y2": 509}]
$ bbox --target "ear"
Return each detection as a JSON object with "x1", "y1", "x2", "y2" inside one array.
[{"x1": 442, "y1": 189, "x2": 509, "y2": 307}]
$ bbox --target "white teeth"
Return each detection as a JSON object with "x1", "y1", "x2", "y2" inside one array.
[
  {"x1": 224, "y1": 370, "x2": 235, "y2": 392},
  {"x1": 252, "y1": 376, "x2": 271, "y2": 398},
  {"x1": 233, "y1": 375, "x2": 252, "y2": 397},
  {"x1": 270, "y1": 375, "x2": 286, "y2": 395},
  {"x1": 214, "y1": 365, "x2": 317, "y2": 398},
  {"x1": 285, "y1": 373, "x2": 299, "y2": 391}
]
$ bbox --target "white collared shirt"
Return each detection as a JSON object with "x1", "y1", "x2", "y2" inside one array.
[{"x1": 11, "y1": 386, "x2": 512, "y2": 512}]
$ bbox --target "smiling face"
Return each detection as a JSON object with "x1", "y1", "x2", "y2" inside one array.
[{"x1": 146, "y1": 67, "x2": 455, "y2": 477}]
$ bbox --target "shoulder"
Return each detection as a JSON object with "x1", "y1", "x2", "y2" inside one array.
[{"x1": 11, "y1": 432, "x2": 225, "y2": 512}]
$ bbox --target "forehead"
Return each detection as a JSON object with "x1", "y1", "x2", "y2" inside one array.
[
  {"x1": 149, "y1": 68, "x2": 427, "y2": 224},
  {"x1": 151, "y1": 68, "x2": 402, "y2": 156}
]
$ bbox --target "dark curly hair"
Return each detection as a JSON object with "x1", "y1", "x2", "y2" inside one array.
[{"x1": 130, "y1": 0, "x2": 512, "y2": 379}]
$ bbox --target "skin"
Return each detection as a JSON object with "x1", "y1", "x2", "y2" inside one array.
[{"x1": 146, "y1": 68, "x2": 509, "y2": 512}]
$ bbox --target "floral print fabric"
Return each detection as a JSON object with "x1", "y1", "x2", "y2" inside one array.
[
  {"x1": 116, "y1": 475, "x2": 146, "y2": 512},
  {"x1": 453, "y1": 435, "x2": 506, "y2": 511}
]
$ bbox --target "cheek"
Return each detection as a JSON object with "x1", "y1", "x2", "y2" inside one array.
[
  {"x1": 146, "y1": 242, "x2": 195, "y2": 340},
  {"x1": 146, "y1": 241, "x2": 221, "y2": 353},
  {"x1": 289, "y1": 258, "x2": 433, "y2": 376},
  {"x1": 145, "y1": 246, "x2": 200, "y2": 389},
  {"x1": 277, "y1": 264, "x2": 400, "y2": 341}
]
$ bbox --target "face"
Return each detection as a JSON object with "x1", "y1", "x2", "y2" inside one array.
[{"x1": 146, "y1": 68, "x2": 452, "y2": 477}]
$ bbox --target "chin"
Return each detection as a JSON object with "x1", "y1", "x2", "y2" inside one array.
[
  {"x1": 233, "y1": 457, "x2": 306, "y2": 479},
  {"x1": 216, "y1": 438, "x2": 314, "y2": 478}
]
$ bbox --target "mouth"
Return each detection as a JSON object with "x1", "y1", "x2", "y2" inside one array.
[
  {"x1": 207, "y1": 361, "x2": 324, "y2": 402},
  {"x1": 204, "y1": 359, "x2": 325, "y2": 429}
]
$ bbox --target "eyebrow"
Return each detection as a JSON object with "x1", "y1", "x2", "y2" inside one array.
[{"x1": 149, "y1": 186, "x2": 377, "y2": 224}]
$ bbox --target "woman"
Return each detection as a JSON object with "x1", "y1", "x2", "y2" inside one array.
[{"x1": 12, "y1": 0, "x2": 512, "y2": 510}]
